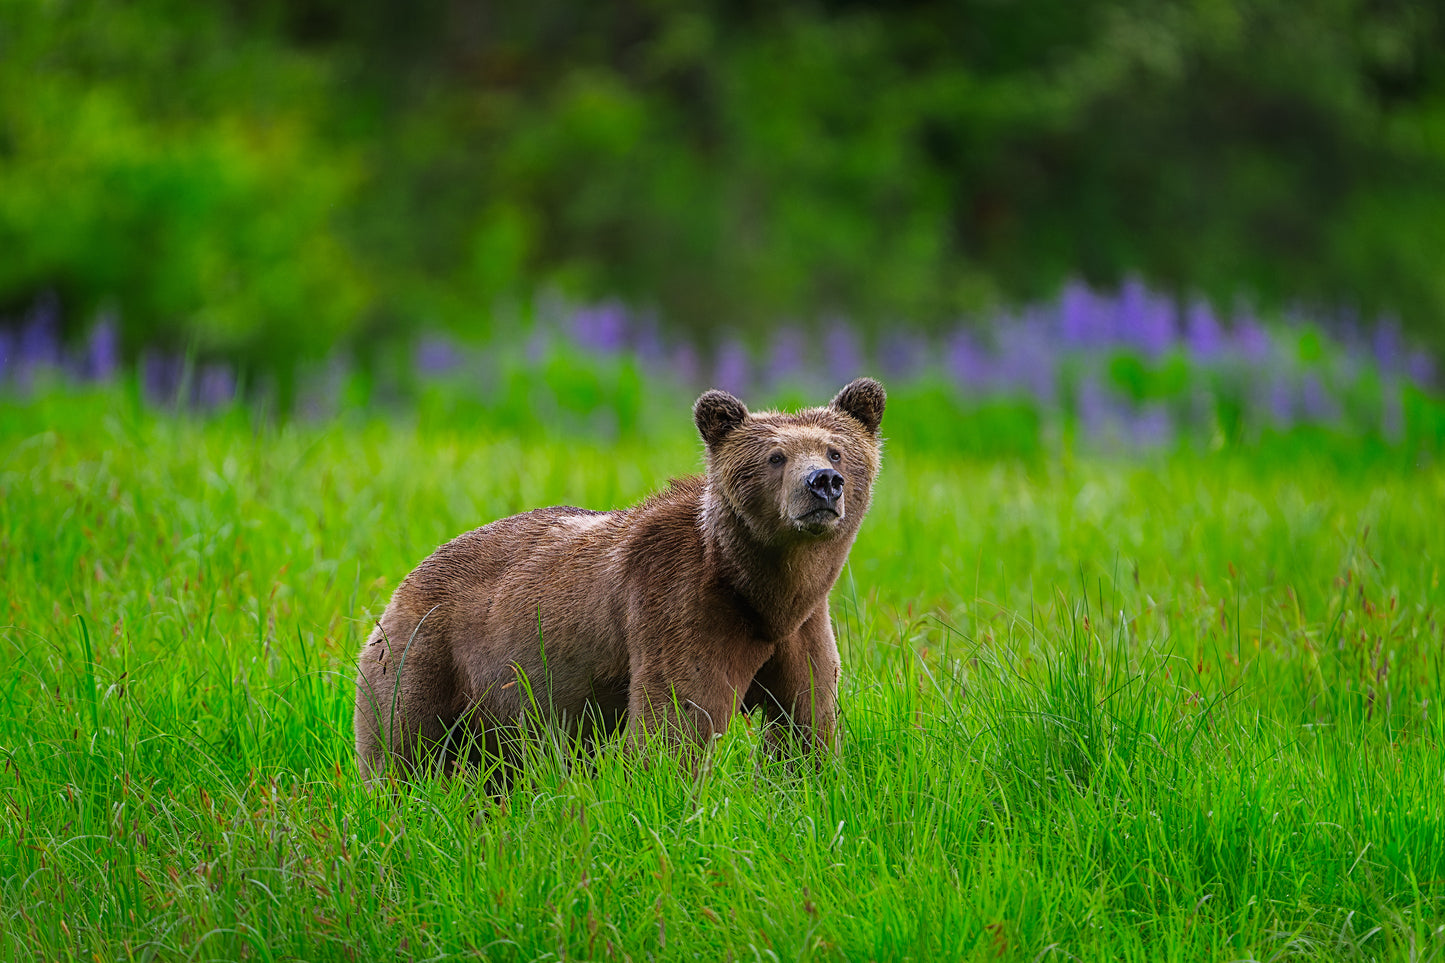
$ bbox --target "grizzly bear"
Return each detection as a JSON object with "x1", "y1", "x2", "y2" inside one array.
[{"x1": 353, "y1": 377, "x2": 886, "y2": 778}]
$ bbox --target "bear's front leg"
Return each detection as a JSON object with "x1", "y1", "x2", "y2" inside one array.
[
  {"x1": 747, "y1": 608, "x2": 841, "y2": 755},
  {"x1": 625, "y1": 639, "x2": 773, "y2": 753}
]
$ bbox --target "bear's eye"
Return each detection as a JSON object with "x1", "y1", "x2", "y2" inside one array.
[
  {"x1": 768, "y1": 452, "x2": 785, "y2": 466},
  {"x1": 828, "y1": 449, "x2": 842, "y2": 463}
]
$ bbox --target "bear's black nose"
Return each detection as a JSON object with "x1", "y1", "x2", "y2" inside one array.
[{"x1": 806, "y1": 468, "x2": 845, "y2": 503}]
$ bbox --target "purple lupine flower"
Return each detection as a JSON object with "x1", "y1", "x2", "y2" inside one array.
[
  {"x1": 713, "y1": 340, "x2": 751, "y2": 395},
  {"x1": 525, "y1": 326, "x2": 551, "y2": 365},
  {"x1": 84, "y1": 313, "x2": 120, "y2": 381},
  {"x1": 1264, "y1": 373, "x2": 1294, "y2": 427},
  {"x1": 0, "y1": 329, "x2": 13, "y2": 383},
  {"x1": 766, "y1": 327, "x2": 808, "y2": 388},
  {"x1": 18, "y1": 291, "x2": 61, "y2": 374},
  {"x1": 630, "y1": 312, "x2": 668, "y2": 366},
  {"x1": 669, "y1": 343, "x2": 700, "y2": 386},
  {"x1": 1371, "y1": 316, "x2": 1403, "y2": 373},
  {"x1": 1117, "y1": 277, "x2": 1149, "y2": 351},
  {"x1": 567, "y1": 305, "x2": 597, "y2": 349},
  {"x1": 1299, "y1": 372, "x2": 1339, "y2": 425},
  {"x1": 822, "y1": 318, "x2": 865, "y2": 380},
  {"x1": 1406, "y1": 350, "x2": 1436, "y2": 388},
  {"x1": 195, "y1": 363, "x2": 236, "y2": 408},
  {"x1": 878, "y1": 329, "x2": 928, "y2": 380},
  {"x1": 416, "y1": 335, "x2": 460, "y2": 376},
  {"x1": 1059, "y1": 279, "x2": 1097, "y2": 346},
  {"x1": 1075, "y1": 373, "x2": 1116, "y2": 439},
  {"x1": 1231, "y1": 310, "x2": 1271, "y2": 363},
  {"x1": 994, "y1": 313, "x2": 1058, "y2": 405},
  {"x1": 1130, "y1": 405, "x2": 1175, "y2": 449},
  {"x1": 1137, "y1": 292, "x2": 1177, "y2": 358},
  {"x1": 944, "y1": 327, "x2": 990, "y2": 394},
  {"x1": 140, "y1": 351, "x2": 184, "y2": 404},
  {"x1": 1184, "y1": 299, "x2": 1224, "y2": 361},
  {"x1": 570, "y1": 302, "x2": 629, "y2": 354},
  {"x1": 1088, "y1": 289, "x2": 1121, "y2": 348}
]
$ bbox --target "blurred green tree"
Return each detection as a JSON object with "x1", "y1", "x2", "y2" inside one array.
[
  {"x1": 0, "y1": 0, "x2": 367, "y2": 397},
  {"x1": 2, "y1": 0, "x2": 1442, "y2": 375}
]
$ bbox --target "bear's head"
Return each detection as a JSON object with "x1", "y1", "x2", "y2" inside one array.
[{"x1": 694, "y1": 378, "x2": 885, "y2": 544}]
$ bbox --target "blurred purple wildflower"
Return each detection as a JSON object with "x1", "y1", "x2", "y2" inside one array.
[
  {"x1": 18, "y1": 292, "x2": 62, "y2": 383},
  {"x1": 1130, "y1": 405, "x2": 1175, "y2": 449},
  {"x1": 526, "y1": 327, "x2": 551, "y2": 365},
  {"x1": 1406, "y1": 350, "x2": 1435, "y2": 388},
  {"x1": 630, "y1": 313, "x2": 667, "y2": 366},
  {"x1": 994, "y1": 313, "x2": 1058, "y2": 404},
  {"x1": 1059, "y1": 279, "x2": 1101, "y2": 347},
  {"x1": 195, "y1": 363, "x2": 236, "y2": 408},
  {"x1": 713, "y1": 340, "x2": 751, "y2": 395},
  {"x1": 1115, "y1": 280, "x2": 1177, "y2": 358},
  {"x1": 944, "y1": 328, "x2": 990, "y2": 393},
  {"x1": 1076, "y1": 373, "x2": 1119, "y2": 439},
  {"x1": 1184, "y1": 299, "x2": 1224, "y2": 361},
  {"x1": 1264, "y1": 374, "x2": 1294, "y2": 427},
  {"x1": 669, "y1": 343, "x2": 700, "y2": 386},
  {"x1": 1299, "y1": 373, "x2": 1339, "y2": 425},
  {"x1": 1117, "y1": 278, "x2": 1149, "y2": 351},
  {"x1": 1372, "y1": 317, "x2": 1403, "y2": 372},
  {"x1": 0, "y1": 282, "x2": 1431, "y2": 448},
  {"x1": 83, "y1": 313, "x2": 120, "y2": 381},
  {"x1": 821, "y1": 319, "x2": 865, "y2": 380},
  {"x1": 570, "y1": 302, "x2": 629, "y2": 354},
  {"x1": 766, "y1": 327, "x2": 808, "y2": 388},
  {"x1": 1140, "y1": 298, "x2": 1177, "y2": 358},
  {"x1": 1231, "y1": 310, "x2": 1271, "y2": 363},
  {"x1": 416, "y1": 335, "x2": 461, "y2": 376},
  {"x1": 878, "y1": 329, "x2": 928, "y2": 380},
  {"x1": 141, "y1": 351, "x2": 184, "y2": 404}
]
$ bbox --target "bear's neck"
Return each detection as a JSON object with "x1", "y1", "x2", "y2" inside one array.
[{"x1": 701, "y1": 485, "x2": 853, "y2": 641}]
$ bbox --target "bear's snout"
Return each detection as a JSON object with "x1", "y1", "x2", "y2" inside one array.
[{"x1": 805, "y1": 468, "x2": 845, "y2": 506}]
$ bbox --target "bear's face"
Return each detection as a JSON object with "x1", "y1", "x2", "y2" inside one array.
[{"x1": 694, "y1": 378, "x2": 885, "y2": 545}]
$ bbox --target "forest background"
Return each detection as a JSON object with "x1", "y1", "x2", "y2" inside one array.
[{"x1": 3, "y1": 0, "x2": 1445, "y2": 392}]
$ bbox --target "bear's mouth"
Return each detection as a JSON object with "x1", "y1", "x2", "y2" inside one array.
[{"x1": 796, "y1": 506, "x2": 842, "y2": 528}]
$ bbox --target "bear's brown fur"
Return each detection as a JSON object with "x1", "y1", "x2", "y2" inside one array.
[{"x1": 353, "y1": 377, "x2": 886, "y2": 777}]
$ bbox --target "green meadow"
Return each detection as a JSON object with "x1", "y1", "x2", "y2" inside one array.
[{"x1": 1, "y1": 384, "x2": 1442, "y2": 962}]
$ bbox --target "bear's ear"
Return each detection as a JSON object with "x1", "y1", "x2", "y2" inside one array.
[
  {"x1": 694, "y1": 389, "x2": 749, "y2": 448},
  {"x1": 830, "y1": 377, "x2": 886, "y2": 435}
]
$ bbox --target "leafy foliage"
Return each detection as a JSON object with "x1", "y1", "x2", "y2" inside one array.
[
  {"x1": 0, "y1": 0, "x2": 366, "y2": 390},
  {"x1": 2, "y1": 0, "x2": 1443, "y2": 375}
]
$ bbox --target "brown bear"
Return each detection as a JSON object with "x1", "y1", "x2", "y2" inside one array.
[{"x1": 353, "y1": 377, "x2": 886, "y2": 778}]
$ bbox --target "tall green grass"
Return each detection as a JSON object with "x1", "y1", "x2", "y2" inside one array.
[{"x1": 1, "y1": 384, "x2": 1442, "y2": 961}]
